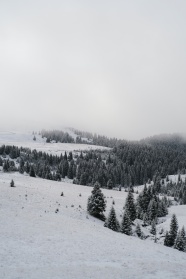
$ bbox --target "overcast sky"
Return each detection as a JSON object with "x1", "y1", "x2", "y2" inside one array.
[{"x1": 1, "y1": 0, "x2": 186, "y2": 140}]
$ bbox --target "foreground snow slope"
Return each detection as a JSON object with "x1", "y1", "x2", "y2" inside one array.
[
  {"x1": 1, "y1": 173, "x2": 186, "y2": 279},
  {"x1": 0, "y1": 131, "x2": 110, "y2": 155}
]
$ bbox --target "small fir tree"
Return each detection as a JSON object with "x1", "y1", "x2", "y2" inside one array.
[
  {"x1": 150, "y1": 220, "x2": 156, "y2": 235},
  {"x1": 107, "y1": 179, "x2": 113, "y2": 190},
  {"x1": 10, "y1": 179, "x2": 15, "y2": 187},
  {"x1": 174, "y1": 231, "x2": 185, "y2": 252},
  {"x1": 135, "y1": 223, "x2": 142, "y2": 238},
  {"x1": 30, "y1": 165, "x2": 36, "y2": 177},
  {"x1": 164, "y1": 231, "x2": 171, "y2": 247},
  {"x1": 105, "y1": 206, "x2": 120, "y2": 232}
]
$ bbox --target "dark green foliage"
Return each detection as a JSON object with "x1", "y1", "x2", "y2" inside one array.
[
  {"x1": 121, "y1": 210, "x2": 132, "y2": 235},
  {"x1": 107, "y1": 179, "x2": 113, "y2": 189},
  {"x1": 169, "y1": 214, "x2": 178, "y2": 246},
  {"x1": 164, "y1": 231, "x2": 171, "y2": 247},
  {"x1": 87, "y1": 182, "x2": 106, "y2": 219},
  {"x1": 30, "y1": 165, "x2": 36, "y2": 177},
  {"x1": 104, "y1": 206, "x2": 120, "y2": 232},
  {"x1": 125, "y1": 190, "x2": 136, "y2": 221},
  {"x1": 174, "y1": 231, "x2": 186, "y2": 251},
  {"x1": 135, "y1": 223, "x2": 142, "y2": 238},
  {"x1": 150, "y1": 220, "x2": 156, "y2": 235},
  {"x1": 164, "y1": 214, "x2": 179, "y2": 247},
  {"x1": 10, "y1": 179, "x2": 15, "y2": 187},
  {"x1": 41, "y1": 130, "x2": 74, "y2": 143}
]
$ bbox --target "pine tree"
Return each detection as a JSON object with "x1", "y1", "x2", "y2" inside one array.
[
  {"x1": 30, "y1": 165, "x2": 36, "y2": 177},
  {"x1": 125, "y1": 190, "x2": 136, "y2": 221},
  {"x1": 143, "y1": 212, "x2": 149, "y2": 226},
  {"x1": 167, "y1": 214, "x2": 178, "y2": 247},
  {"x1": 135, "y1": 223, "x2": 142, "y2": 238},
  {"x1": 174, "y1": 231, "x2": 185, "y2": 252},
  {"x1": 107, "y1": 179, "x2": 113, "y2": 189},
  {"x1": 87, "y1": 181, "x2": 106, "y2": 219},
  {"x1": 10, "y1": 179, "x2": 15, "y2": 187},
  {"x1": 121, "y1": 210, "x2": 132, "y2": 235},
  {"x1": 164, "y1": 231, "x2": 171, "y2": 247},
  {"x1": 105, "y1": 206, "x2": 120, "y2": 232},
  {"x1": 150, "y1": 220, "x2": 156, "y2": 235}
]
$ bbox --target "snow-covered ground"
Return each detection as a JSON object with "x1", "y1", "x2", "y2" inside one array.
[
  {"x1": 1, "y1": 172, "x2": 186, "y2": 279},
  {"x1": 0, "y1": 131, "x2": 110, "y2": 155}
]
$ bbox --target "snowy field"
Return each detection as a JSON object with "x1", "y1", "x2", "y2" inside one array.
[
  {"x1": 0, "y1": 131, "x2": 110, "y2": 155},
  {"x1": 1, "y1": 172, "x2": 186, "y2": 279}
]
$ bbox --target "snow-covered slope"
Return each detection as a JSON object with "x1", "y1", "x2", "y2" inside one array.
[
  {"x1": 1, "y1": 172, "x2": 186, "y2": 279},
  {"x1": 0, "y1": 131, "x2": 110, "y2": 155}
]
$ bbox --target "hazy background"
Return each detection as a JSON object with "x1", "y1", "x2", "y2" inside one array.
[{"x1": 1, "y1": 0, "x2": 186, "y2": 140}]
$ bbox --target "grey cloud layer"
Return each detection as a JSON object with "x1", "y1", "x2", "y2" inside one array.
[{"x1": 1, "y1": 0, "x2": 186, "y2": 139}]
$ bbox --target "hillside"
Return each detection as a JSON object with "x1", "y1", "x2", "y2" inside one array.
[
  {"x1": 0, "y1": 131, "x2": 110, "y2": 156},
  {"x1": 1, "y1": 173, "x2": 186, "y2": 279}
]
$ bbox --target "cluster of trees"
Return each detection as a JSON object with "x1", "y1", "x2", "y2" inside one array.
[
  {"x1": 41, "y1": 130, "x2": 75, "y2": 143},
  {"x1": 158, "y1": 176, "x2": 186, "y2": 205},
  {"x1": 87, "y1": 182, "x2": 186, "y2": 252},
  {"x1": 136, "y1": 184, "x2": 170, "y2": 225},
  {"x1": 69, "y1": 127, "x2": 124, "y2": 147},
  {"x1": 2, "y1": 135, "x2": 186, "y2": 190},
  {"x1": 164, "y1": 214, "x2": 186, "y2": 252},
  {"x1": 87, "y1": 182, "x2": 169, "y2": 239},
  {"x1": 73, "y1": 138, "x2": 186, "y2": 188},
  {"x1": 0, "y1": 144, "x2": 77, "y2": 181}
]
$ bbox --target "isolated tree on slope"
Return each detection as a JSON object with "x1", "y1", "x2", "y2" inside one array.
[
  {"x1": 10, "y1": 179, "x2": 15, "y2": 187},
  {"x1": 87, "y1": 181, "x2": 106, "y2": 219},
  {"x1": 104, "y1": 206, "x2": 120, "y2": 232}
]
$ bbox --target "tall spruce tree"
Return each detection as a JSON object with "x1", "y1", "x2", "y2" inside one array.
[
  {"x1": 125, "y1": 190, "x2": 136, "y2": 221},
  {"x1": 169, "y1": 214, "x2": 178, "y2": 246}
]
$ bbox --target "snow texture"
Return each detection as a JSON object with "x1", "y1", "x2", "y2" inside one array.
[
  {"x1": 1, "y1": 172, "x2": 186, "y2": 279},
  {"x1": 0, "y1": 131, "x2": 110, "y2": 156}
]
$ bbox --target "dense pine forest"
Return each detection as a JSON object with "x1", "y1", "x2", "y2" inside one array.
[{"x1": 1, "y1": 133, "x2": 186, "y2": 204}]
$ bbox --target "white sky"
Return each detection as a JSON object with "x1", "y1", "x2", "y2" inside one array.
[{"x1": 1, "y1": 0, "x2": 186, "y2": 140}]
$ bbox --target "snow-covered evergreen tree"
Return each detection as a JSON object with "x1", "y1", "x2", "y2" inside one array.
[
  {"x1": 121, "y1": 210, "x2": 132, "y2": 235},
  {"x1": 174, "y1": 230, "x2": 185, "y2": 252},
  {"x1": 104, "y1": 206, "x2": 120, "y2": 232},
  {"x1": 135, "y1": 223, "x2": 142, "y2": 238},
  {"x1": 107, "y1": 179, "x2": 113, "y2": 189},
  {"x1": 150, "y1": 220, "x2": 156, "y2": 235},
  {"x1": 169, "y1": 214, "x2": 178, "y2": 246},
  {"x1": 125, "y1": 190, "x2": 136, "y2": 221},
  {"x1": 10, "y1": 179, "x2": 15, "y2": 187},
  {"x1": 87, "y1": 181, "x2": 106, "y2": 219}
]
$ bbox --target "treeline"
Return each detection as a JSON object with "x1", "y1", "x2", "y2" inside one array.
[
  {"x1": 2, "y1": 133, "x2": 186, "y2": 189},
  {"x1": 69, "y1": 127, "x2": 124, "y2": 147},
  {"x1": 75, "y1": 137, "x2": 186, "y2": 188},
  {"x1": 42, "y1": 128, "x2": 126, "y2": 147},
  {"x1": 41, "y1": 130, "x2": 75, "y2": 143}
]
